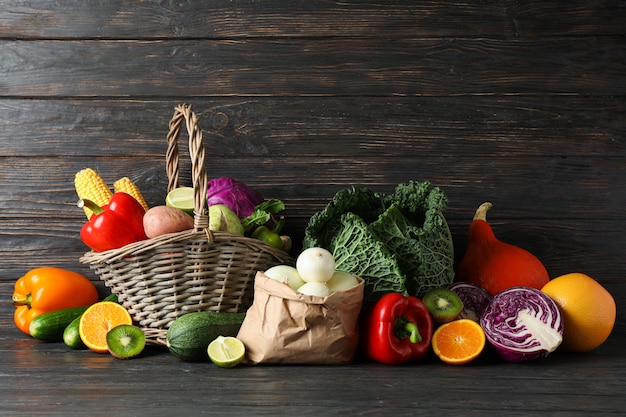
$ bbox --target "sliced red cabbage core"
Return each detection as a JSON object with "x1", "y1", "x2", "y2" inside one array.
[
  {"x1": 448, "y1": 281, "x2": 493, "y2": 322},
  {"x1": 480, "y1": 286, "x2": 563, "y2": 362}
]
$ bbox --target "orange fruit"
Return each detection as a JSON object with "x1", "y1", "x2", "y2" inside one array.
[
  {"x1": 79, "y1": 301, "x2": 133, "y2": 353},
  {"x1": 541, "y1": 273, "x2": 616, "y2": 352},
  {"x1": 431, "y1": 319, "x2": 486, "y2": 365}
]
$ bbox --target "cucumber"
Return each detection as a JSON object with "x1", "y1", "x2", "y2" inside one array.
[
  {"x1": 30, "y1": 305, "x2": 90, "y2": 342},
  {"x1": 63, "y1": 293, "x2": 119, "y2": 349},
  {"x1": 63, "y1": 313, "x2": 87, "y2": 349},
  {"x1": 166, "y1": 311, "x2": 246, "y2": 362}
]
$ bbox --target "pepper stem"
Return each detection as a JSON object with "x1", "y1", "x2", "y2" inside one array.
[
  {"x1": 272, "y1": 216, "x2": 285, "y2": 234},
  {"x1": 78, "y1": 199, "x2": 104, "y2": 215},
  {"x1": 405, "y1": 322, "x2": 422, "y2": 344},
  {"x1": 395, "y1": 317, "x2": 423, "y2": 344},
  {"x1": 12, "y1": 293, "x2": 32, "y2": 308}
]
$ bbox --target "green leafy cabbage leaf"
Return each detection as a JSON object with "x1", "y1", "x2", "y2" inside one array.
[
  {"x1": 330, "y1": 212, "x2": 407, "y2": 299},
  {"x1": 303, "y1": 180, "x2": 454, "y2": 300}
]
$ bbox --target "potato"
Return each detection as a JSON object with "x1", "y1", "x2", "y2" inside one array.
[{"x1": 143, "y1": 205, "x2": 194, "y2": 238}]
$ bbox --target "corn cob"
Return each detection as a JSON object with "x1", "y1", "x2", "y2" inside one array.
[
  {"x1": 114, "y1": 177, "x2": 149, "y2": 212},
  {"x1": 74, "y1": 168, "x2": 113, "y2": 219}
]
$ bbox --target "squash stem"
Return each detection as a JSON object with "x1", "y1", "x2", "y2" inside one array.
[{"x1": 473, "y1": 202, "x2": 493, "y2": 221}]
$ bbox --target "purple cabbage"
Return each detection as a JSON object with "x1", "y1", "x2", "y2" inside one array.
[
  {"x1": 206, "y1": 177, "x2": 265, "y2": 219},
  {"x1": 480, "y1": 286, "x2": 563, "y2": 362},
  {"x1": 448, "y1": 282, "x2": 493, "y2": 322}
]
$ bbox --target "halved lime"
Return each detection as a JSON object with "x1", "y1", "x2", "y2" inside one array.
[
  {"x1": 165, "y1": 187, "x2": 194, "y2": 215},
  {"x1": 207, "y1": 336, "x2": 246, "y2": 368}
]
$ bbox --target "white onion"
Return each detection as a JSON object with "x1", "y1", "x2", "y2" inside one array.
[
  {"x1": 264, "y1": 265, "x2": 305, "y2": 291},
  {"x1": 296, "y1": 247, "x2": 336, "y2": 283},
  {"x1": 297, "y1": 282, "x2": 331, "y2": 297},
  {"x1": 327, "y1": 270, "x2": 359, "y2": 292}
]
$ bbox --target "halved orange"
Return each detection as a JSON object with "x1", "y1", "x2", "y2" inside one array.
[
  {"x1": 432, "y1": 319, "x2": 486, "y2": 365},
  {"x1": 79, "y1": 301, "x2": 133, "y2": 353}
]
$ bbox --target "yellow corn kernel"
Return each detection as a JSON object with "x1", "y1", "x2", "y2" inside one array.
[
  {"x1": 74, "y1": 168, "x2": 113, "y2": 219},
  {"x1": 114, "y1": 177, "x2": 149, "y2": 212}
]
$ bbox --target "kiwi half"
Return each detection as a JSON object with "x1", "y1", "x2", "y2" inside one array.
[
  {"x1": 422, "y1": 288, "x2": 464, "y2": 324},
  {"x1": 106, "y1": 324, "x2": 146, "y2": 359}
]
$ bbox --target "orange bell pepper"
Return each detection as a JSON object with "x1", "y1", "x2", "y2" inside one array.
[{"x1": 12, "y1": 267, "x2": 99, "y2": 335}]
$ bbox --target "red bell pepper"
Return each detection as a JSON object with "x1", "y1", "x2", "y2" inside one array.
[
  {"x1": 79, "y1": 192, "x2": 148, "y2": 252},
  {"x1": 361, "y1": 292, "x2": 433, "y2": 365}
]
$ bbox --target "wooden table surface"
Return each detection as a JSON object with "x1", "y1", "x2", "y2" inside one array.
[
  {"x1": 1, "y1": 285, "x2": 624, "y2": 416},
  {"x1": 1, "y1": 1, "x2": 625, "y2": 415}
]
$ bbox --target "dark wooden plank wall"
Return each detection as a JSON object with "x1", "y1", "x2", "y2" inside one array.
[{"x1": 1, "y1": 1, "x2": 624, "y2": 333}]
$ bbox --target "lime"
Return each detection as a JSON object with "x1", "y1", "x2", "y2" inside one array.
[
  {"x1": 165, "y1": 187, "x2": 195, "y2": 215},
  {"x1": 207, "y1": 336, "x2": 246, "y2": 368}
]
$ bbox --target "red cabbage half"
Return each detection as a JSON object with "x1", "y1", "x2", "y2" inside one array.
[
  {"x1": 206, "y1": 177, "x2": 265, "y2": 219},
  {"x1": 448, "y1": 282, "x2": 493, "y2": 322},
  {"x1": 480, "y1": 286, "x2": 563, "y2": 362}
]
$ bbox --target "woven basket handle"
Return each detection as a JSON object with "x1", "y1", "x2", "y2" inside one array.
[{"x1": 165, "y1": 104, "x2": 209, "y2": 230}]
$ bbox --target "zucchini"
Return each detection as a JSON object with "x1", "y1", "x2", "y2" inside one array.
[
  {"x1": 30, "y1": 305, "x2": 90, "y2": 342},
  {"x1": 166, "y1": 311, "x2": 246, "y2": 362},
  {"x1": 63, "y1": 293, "x2": 118, "y2": 349}
]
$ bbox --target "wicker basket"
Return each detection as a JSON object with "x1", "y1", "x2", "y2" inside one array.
[{"x1": 80, "y1": 104, "x2": 293, "y2": 345}]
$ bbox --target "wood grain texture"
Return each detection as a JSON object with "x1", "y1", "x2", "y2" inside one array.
[
  {"x1": 1, "y1": 37, "x2": 624, "y2": 97},
  {"x1": 1, "y1": 1, "x2": 625, "y2": 414},
  {"x1": 1, "y1": 98, "x2": 624, "y2": 158},
  {"x1": 1, "y1": 153, "x2": 624, "y2": 283},
  {"x1": 0, "y1": 2, "x2": 623, "y2": 287},
  {"x1": 1, "y1": 0, "x2": 624, "y2": 38},
  {"x1": 0, "y1": 282, "x2": 624, "y2": 416}
]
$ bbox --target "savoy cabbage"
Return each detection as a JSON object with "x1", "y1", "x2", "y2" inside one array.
[{"x1": 302, "y1": 181, "x2": 454, "y2": 300}]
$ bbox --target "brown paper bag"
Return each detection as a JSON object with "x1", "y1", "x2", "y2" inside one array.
[{"x1": 237, "y1": 271, "x2": 365, "y2": 365}]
